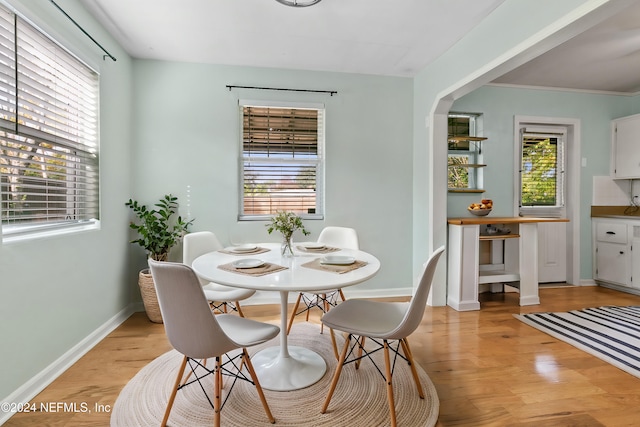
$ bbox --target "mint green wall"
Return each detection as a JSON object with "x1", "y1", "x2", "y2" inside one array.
[
  {"x1": 0, "y1": 0, "x2": 134, "y2": 402},
  {"x1": 130, "y1": 60, "x2": 414, "y2": 294},
  {"x1": 450, "y1": 85, "x2": 633, "y2": 279}
]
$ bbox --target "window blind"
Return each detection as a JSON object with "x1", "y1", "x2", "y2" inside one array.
[
  {"x1": 241, "y1": 105, "x2": 323, "y2": 217},
  {"x1": 0, "y1": 5, "x2": 99, "y2": 236},
  {"x1": 520, "y1": 134, "x2": 564, "y2": 208}
]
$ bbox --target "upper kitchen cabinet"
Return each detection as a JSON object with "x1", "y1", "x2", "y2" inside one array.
[{"x1": 612, "y1": 113, "x2": 640, "y2": 179}]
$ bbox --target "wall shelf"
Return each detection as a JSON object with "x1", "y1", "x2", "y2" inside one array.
[{"x1": 448, "y1": 189, "x2": 486, "y2": 193}]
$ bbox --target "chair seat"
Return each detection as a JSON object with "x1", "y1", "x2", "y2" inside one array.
[
  {"x1": 203, "y1": 282, "x2": 256, "y2": 302},
  {"x1": 321, "y1": 299, "x2": 409, "y2": 338},
  {"x1": 217, "y1": 314, "x2": 279, "y2": 347}
]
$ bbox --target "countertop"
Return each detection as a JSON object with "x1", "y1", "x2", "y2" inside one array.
[
  {"x1": 591, "y1": 205, "x2": 640, "y2": 219},
  {"x1": 447, "y1": 216, "x2": 569, "y2": 225}
]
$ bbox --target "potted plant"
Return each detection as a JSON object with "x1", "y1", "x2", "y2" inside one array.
[
  {"x1": 266, "y1": 211, "x2": 310, "y2": 257},
  {"x1": 126, "y1": 194, "x2": 194, "y2": 322}
]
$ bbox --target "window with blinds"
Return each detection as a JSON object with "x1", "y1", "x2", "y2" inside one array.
[
  {"x1": 0, "y1": 5, "x2": 99, "y2": 238},
  {"x1": 240, "y1": 103, "x2": 324, "y2": 219},
  {"x1": 519, "y1": 130, "x2": 565, "y2": 215}
]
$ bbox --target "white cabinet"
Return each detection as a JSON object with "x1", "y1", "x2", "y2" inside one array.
[
  {"x1": 612, "y1": 113, "x2": 640, "y2": 179},
  {"x1": 593, "y1": 219, "x2": 632, "y2": 287}
]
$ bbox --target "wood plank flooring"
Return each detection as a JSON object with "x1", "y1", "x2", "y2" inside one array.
[{"x1": 5, "y1": 286, "x2": 640, "y2": 426}]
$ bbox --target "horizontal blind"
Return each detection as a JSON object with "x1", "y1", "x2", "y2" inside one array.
[
  {"x1": 242, "y1": 106, "x2": 321, "y2": 216},
  {"x1": 0, "y1": 5, "x2": 99, "y2": 234},
  {"x1": 520, "y1": 135, "x2": 562, "y2": 207}
]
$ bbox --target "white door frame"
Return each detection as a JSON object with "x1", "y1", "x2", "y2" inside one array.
[{"x1": 513, "y1": 115, "x2": 581, "y2": 286}]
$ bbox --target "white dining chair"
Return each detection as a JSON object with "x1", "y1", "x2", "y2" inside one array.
[
  {"x1": 320, "y1": 246, "x2": 445, "y2": 427},
  {"x1": 148, "y1": 259, "x2": 279, "y2": 427},
  {"x1": 287, "y1": 226, "x2": 359, "y2": 358},
  {"x1": 183, "y1": 231, "x2": 256, "y2": 317}
]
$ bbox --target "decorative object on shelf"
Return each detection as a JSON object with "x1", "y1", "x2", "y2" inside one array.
[
  {"x1": 125, "y1": 194, "x2": 194, "y2": 323},
  {"x1": 266, "y1": 211, "x2": 310, "y2": 257},
  {"x1": 275, "y1": 0, "x2": 321, "y2": 7},
  {"x1": 468, "y1": 199, "x2": 493, "y2": 216}
]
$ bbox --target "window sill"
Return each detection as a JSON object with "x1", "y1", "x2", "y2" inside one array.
[{"x1": 2, "y1": 221, "x2": 100, "y2": 244}]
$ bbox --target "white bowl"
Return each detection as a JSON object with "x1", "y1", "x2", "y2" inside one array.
[{"x1": 468, "y1": 208, "x2": 492, "y2": 216}]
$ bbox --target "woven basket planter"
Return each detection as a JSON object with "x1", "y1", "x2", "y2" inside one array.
[{"x1": 138, "y1": 269, "x2": 163, "y2": 323}]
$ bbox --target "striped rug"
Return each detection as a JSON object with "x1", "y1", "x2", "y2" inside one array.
[{"x1": 515, "y1": 306, "x2": 640, "y2": 379}]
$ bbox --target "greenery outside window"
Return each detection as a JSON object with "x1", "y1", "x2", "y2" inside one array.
[
  {"x1": 519, "y1": 127, "x2": 566, "y2": 217},
  {"x1": 239, "y1": 101, "x2": 324, "y2": 219},
  {"x1": 448, "y1": 113, "x2": 483, "y2": 192},
  {"x1": 0, "y1": 5, "x2": 99, "y2": 240}
]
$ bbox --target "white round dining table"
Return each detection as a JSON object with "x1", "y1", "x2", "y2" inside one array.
[{"x1": 192, "y1": 242, "x2": 380, "y2": 391}]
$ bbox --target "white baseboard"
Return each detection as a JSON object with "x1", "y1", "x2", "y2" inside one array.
[
  {"x1": 579, "y1": 279, "x2": 598, "y2": 286},
  {"x1": 0, "y1": 306, "x2": 136, "y2": 426}
]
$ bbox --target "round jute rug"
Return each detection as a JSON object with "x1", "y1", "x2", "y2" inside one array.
[{"x1": 111, "y1": 322, "x2": 439, "y2": 426}]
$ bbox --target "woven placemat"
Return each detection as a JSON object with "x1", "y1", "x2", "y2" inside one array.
[
  {"x1": 296, "y1": 245, "x2": 341, "y2": 254},
  {"x1": 218, "y1": 262, "x2": 287, "y2": 276},
  {"x1": 301, "y1": 258, "x2": 367, "y2": 274},
  {"x1": 219, "y1": 247, "x2": 271, "y2": 256}
]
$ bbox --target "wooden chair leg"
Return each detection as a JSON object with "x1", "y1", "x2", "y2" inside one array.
[
  {"x1": 214, "y1": 356, "x2": 222, "y2": 427},
  {"x1": 321, "y1": 334, "x2": 351, "y2": 414},
  {"x1": 400, "y1": 338, "x2": 424, "y2": 398},
  {"x1": 242, "y1": 349, "x2": 275, "y2": 423},
  {"x1": 383, "y1": 340, "x2": 397, "y2": 427},
  {"x1": 329, "y1": 328, "x2": 339, "y2": 360},
  {"x1": 161, "y1": 355, "x2": 188, "y2": 427},
  {"x1": 235, "y1": 301, "x2": 246, "y2": 318},
  {"x1": 338, "y1": 289, "x2": 346, "y2": 301},
  {"x1": 287, "y1": 293, "x2": 303, "y2": 334}
]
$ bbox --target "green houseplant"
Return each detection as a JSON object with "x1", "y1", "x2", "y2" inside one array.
[
  {"x1": 125, "y1": 194, "x2": 194, "y2": 261},
  {"x1": 266, "y1": 211, "x2": 310, "y2": 257},
  {"x1": 126, "y1": 194, "x2": 193, "y2": 322}
]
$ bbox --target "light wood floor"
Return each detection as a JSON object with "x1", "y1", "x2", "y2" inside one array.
[{"x1": 5, "y1": 286, "x2": 640, "y2": 426}]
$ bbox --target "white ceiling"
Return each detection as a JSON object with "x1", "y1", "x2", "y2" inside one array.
[
  {"x1": 80, "y1": 0, "x2": 640, "y2": 94},
  {"x1": 492, "y1": 1, "x2": 640, "y2": 94},
  {"x1": 79, "y1": 0, "x2": 505, "y2": 77}
]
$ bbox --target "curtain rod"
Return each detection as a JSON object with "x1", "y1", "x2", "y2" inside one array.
[
  {"x1": 226, "y1": 85, "x2": 337, "y2": 96},
  {"x1": 48, "y1": 0, "x2": 116, "y2": 61}
]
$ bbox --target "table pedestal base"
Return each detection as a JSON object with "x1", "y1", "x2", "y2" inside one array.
[{"x1": 251, "y1": 345, "x2": 326, "y2": 391}]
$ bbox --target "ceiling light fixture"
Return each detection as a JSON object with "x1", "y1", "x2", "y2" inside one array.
[{"x1": 275, "y1": 0, "x2": 322, "y2": 7}]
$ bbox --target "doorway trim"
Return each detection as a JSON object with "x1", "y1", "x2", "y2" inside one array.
[{"x1": 513, "y1": 115, "x2": 581, "y2": 286}]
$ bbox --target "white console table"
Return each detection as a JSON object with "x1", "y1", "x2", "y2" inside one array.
[{"x1": 447, "y1": 216, "x2": 569, "y2": 311}]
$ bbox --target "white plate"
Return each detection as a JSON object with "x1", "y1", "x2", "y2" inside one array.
[
  {"x1": 232, "y1": 258, "x2": 265, "y2": 269},
  {"x1": 303, "y1": 242, "x2": 325, "y2": 249},
  {"x1": 230, "y1": 244, "x2": 258, "y2": 253},
  {"x1": 320, "y1": 255, "x2": 355, "y2": 265}
]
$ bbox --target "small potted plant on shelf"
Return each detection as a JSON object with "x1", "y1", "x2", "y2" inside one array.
[
  {"x1": 266, "y1": 211, "x2": 310, "y2": 257},
  {"x1": 125, "y1": 194, "x2": 194, "y2": 322}
]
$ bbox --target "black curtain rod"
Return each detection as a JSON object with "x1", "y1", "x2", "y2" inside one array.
[
  {"x1": 48, "y1": 0, "x2": 116, "y2": 62},
  {"x1": 226, "y1": 85, "x2": 337, "y2": 96}
]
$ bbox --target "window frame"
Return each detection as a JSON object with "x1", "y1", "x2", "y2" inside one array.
[
  {"x1": 447, "y1": 112, "x2": 483, "y2": 192},
  {"x1": 0, "y1": 5, "x2": 100, "y2": 241},
  {"x1": 518, "y1": 125, "x2": 567, "y2": 217},
  {"x1": 238, "y1": 99, "x2": 325, "y2": 221}
]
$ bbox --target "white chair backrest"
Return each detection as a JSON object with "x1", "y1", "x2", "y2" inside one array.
[
  {"x1": 183, "y1": 231, "x2": 223, "y2": 286},
  {"x1": 148, "y1": 259, "x2": 240, "y2": 358},
  {"x1": 387, "y1": 246, "x2": 445, "y2": 340},
  {"x1": 317, "y1": 226, "x2": 359, "y2": 250}
]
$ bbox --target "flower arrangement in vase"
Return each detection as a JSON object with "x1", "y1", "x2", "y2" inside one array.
[{"x1": 266, "y1": 211, "x2": 310, "y2": 257}]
